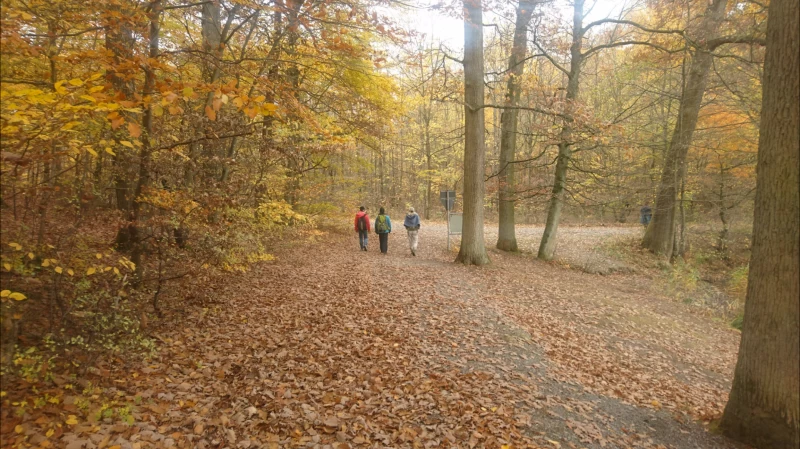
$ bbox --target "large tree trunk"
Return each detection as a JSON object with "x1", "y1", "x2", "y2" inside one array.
[
  {"x1": 496, "y1": 0, "x2": 534, "y2": 252},
  {"x1": 537, "y1": 0, "x2": 583, "y2": 261},
  {"x1": 720, "y1": 0, "x2": 800, "y2": 446},
  {"x1": 106, "y1": 2, "x2": 137, "y2": 250},
  {"x1": 642, "y1": 0, "x2": 728, "y2": 256},
  {"x1": 129, "y1": 0, "x2": 162, "y2": 285},
  {"x1": 455, "y1": 0, "x2": 490, "y2": 265}
]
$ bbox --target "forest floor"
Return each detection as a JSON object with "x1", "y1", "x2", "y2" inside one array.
[{"x1": 1, "y1": 224, "x2": 746, "y2": 449}]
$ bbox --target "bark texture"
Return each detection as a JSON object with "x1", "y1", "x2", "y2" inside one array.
[
  {"x1": 496, "y1": 0, "x2": 534, "y2": 252},
  {"x1": 537, "y1": 0, "x2": 583, "y2": 260},
  {"x1": 720, "y1": 0, "x2": 800, "y2": 446},
  {"x1": 455, "y1": 0, "x2": 490, "y2": 265},
  {"x1": 642, "y1": 0, "x2": 728, "y2": 256}
]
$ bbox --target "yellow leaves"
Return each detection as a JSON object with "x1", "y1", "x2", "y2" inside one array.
[
  {"x1": 46, "y1": 428, "x2": 55, "y2": 437},
  {"x1": 8, "y1": 242, "x2": 22, "y2": 251},
  {"x1": 15, "y1": 425, "x2": 23, "y2": 434},
  {"x1": 67, "y1": 268, "x2": 74, "y2": 276},
  {"x1": 261, "y1": 103, "x2": 278, "y2": 116},
  {"x1": 27, "y1": 252, "x2": 34, "y2": 260},
  {"x1": 89, "y1": 85, "x2": 105, "y2": 93},
  {"x1": 1, "y1": 291, "x2": 27, "y2": 301},
  {"x1": 120, "y1": 141, "x2": 134, "y2": 148},
  {"x1": 55, "y1": 267, "x2": 63, "y2": 274},
  {"x1": 182, "y1": 87, "x2": 194, "y2": 99},
  {"x1": 80, "y1": 95, "x2": 97, "y2": 103},
  {"x1": 68, "y1": 79, "x2": 84, "y2": 87},
  {"x1": 3, "y1": 263, "x2": 10, "y2": 272},
  {"x1": 128, "y1": 122, "x2": 142, "y2": 138},
  {"x1": 60, "y1": 121, "x2": 81, "y2": 131},
  {"x1": 86, "y1": 147, "x2": 99, "y2": 157},
  {"x1": 54, "y1": 81, "x2": 68, "y2": 95},
  {"x1": 96, "y1": 253, "x2": 103, "y2": 259},
  {"x1": 86, "y1": 267, "x2": 96, "y2": 276},
  {"x1": 65, "y1": 415, "x2": 78, "y2": 425}
]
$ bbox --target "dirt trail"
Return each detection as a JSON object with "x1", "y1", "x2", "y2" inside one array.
[{"x1": 22, "y1": 225, "x2": 743, "y2": 449}]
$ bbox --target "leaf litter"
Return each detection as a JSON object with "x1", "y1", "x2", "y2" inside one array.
[{"x1": 1, "y1": 225, "x2": 743, "y2": 449}]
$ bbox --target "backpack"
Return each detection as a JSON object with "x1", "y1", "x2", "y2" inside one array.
[
  {"x1": 357, "y1": 215, "x2": 367, "y2": 231},
  {"x1": 375, "y1": 215, "x2": 388, "y2": 233}
]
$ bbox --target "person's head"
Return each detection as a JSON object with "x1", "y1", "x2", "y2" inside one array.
[
  {"x1": 359, "y1": 206, "x2": 365, "y2": 211},
  {"x1": 379, "y1": 207, "x2": 385, "y2": 215},
  {"x1": 408, "y1": 207, "x2": 415, "y2": 214}
]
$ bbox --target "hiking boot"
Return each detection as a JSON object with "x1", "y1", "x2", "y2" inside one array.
[{"x1": 411, "y1": 250, "x2": 416, "y2": 256}]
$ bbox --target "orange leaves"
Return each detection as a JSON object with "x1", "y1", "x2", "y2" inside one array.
[
  {"x1": 127, "y1": 122, "x2": 142, "y2": 138},
  {"x1": 205, "y1": 105, "x2": 216, "y2": 121}
]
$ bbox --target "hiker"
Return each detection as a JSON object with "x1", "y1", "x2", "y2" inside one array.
[
  {"x1": 403, "y1": 207, "x2": 421, "y2": 256},
  {"x1": 354, "y1": 206, "x2": 371, "y2": 251},
  {"x1": 374, "y1": 207, "x2": 392, "y2": 255},
  {"x1": 640, "y1": 203, "x2": 652, "y2": 228}
]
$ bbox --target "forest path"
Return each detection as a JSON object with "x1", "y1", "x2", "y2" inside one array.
[{"x1": 41, "y1": 225, "x2": 742, "y2": 449}]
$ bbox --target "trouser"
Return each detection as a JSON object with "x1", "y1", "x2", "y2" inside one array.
[
  {"x1": 407, "y1": 229, "x2": 419, "y2": 252},
  {"x1": 379, "y1": 233, "x2": 389, "y2": 253},
  {"x1": 358, "y1": 230, "x2": 369, "y2": 249}
]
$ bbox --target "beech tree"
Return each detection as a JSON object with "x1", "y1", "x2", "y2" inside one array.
[
  {"x1": 456, "y1": 0, "x2": 490, "y2": 265},
  {"x1": 720, "y1": 0, "x2": 800, "y2": 446},
  {"x1": 495, "y1": 0, "x2": 535, "y2": 252}
]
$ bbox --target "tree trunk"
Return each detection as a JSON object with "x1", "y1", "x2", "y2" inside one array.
[
  {"x1": 106, "y1": 3, "x2": 137, "y2": 250},
  {"x1": 455, "y1": 0, "x2": 490, "y2": 265},
  {"x1": 129, "y1": 0, "x2": 162, "y2": 285},
  {"x1": 720, "y1": 0, "x2": 800, "y2": 446},
  {"x1": 538, "y1": 0, "x2": 583, "y2": 261},
  {"x1": 642, "y1": 0, "x2": 728, "y2": 256},
  {"x1": 496, "y1": 0, "x2": 534, "y2": 252}
]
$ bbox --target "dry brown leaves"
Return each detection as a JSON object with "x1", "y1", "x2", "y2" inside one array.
[{"x1": 1, "y1": 227, "x2": 741, "y2": 449}]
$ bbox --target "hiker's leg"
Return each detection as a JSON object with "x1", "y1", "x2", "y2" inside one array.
[
  {"x1": 411, "y1": 230, "x2": 419, "y2": 252},
  {"x1": 379, "y1": 233, "x2": 388, "y2": 253}
]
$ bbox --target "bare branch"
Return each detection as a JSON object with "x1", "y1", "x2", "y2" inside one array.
[
  {"x1": 583, "y1": 40, "x2": 684, "y2": 58},
  {"x1": 532, "y1": 39, "x2": 570, "y2": 76},
  {"x1": 582, "y1": 18, "x2": 684, "y2": 36},
  {"x1": 707, "y1": 35, "x2": 766, "y2": 50}
]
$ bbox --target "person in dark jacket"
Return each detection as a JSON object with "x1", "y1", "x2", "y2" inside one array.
[
  {"x1": 354, "y1": 206, "x2": 371, "y2": 251},
  {"x1": 374, "y1": 207, "x2": 392, "y2": 255},
  {"x1": 640, "y1": 203, "x2": 652, "y2": 227},
  {"x1": 403, "y1": 207, "x2": 421, "y2": 256}
]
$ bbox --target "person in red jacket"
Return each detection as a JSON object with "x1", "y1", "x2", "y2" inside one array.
[{"x1": 354, "y1": 206, "x2": 371, "y2": 251}]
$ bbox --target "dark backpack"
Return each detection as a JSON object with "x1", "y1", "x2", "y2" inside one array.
[
  {"x1": 375, "y1": 215, "x2": 388, "y2": 233},
  {"x1": 357, "y1": 215, "x2": 367, "y2": 231}
]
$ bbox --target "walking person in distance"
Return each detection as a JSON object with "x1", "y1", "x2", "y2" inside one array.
[
  {"x1": 403, "y1": 207, "x2": 421, "y2": 256},
  {"x1": 354, "y1": 206, "x2": 370, "y2": 251},
  {"x1": 640, "y1": 203, "x2": 652, "y2": 228},
  {"x1": 374, "y1": 207, "x2": 392, "y2": 255}
]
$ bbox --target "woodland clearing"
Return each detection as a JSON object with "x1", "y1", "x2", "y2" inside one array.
[{"x1": 1, "y1": 225, "x2": 742, "y2": 449}]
